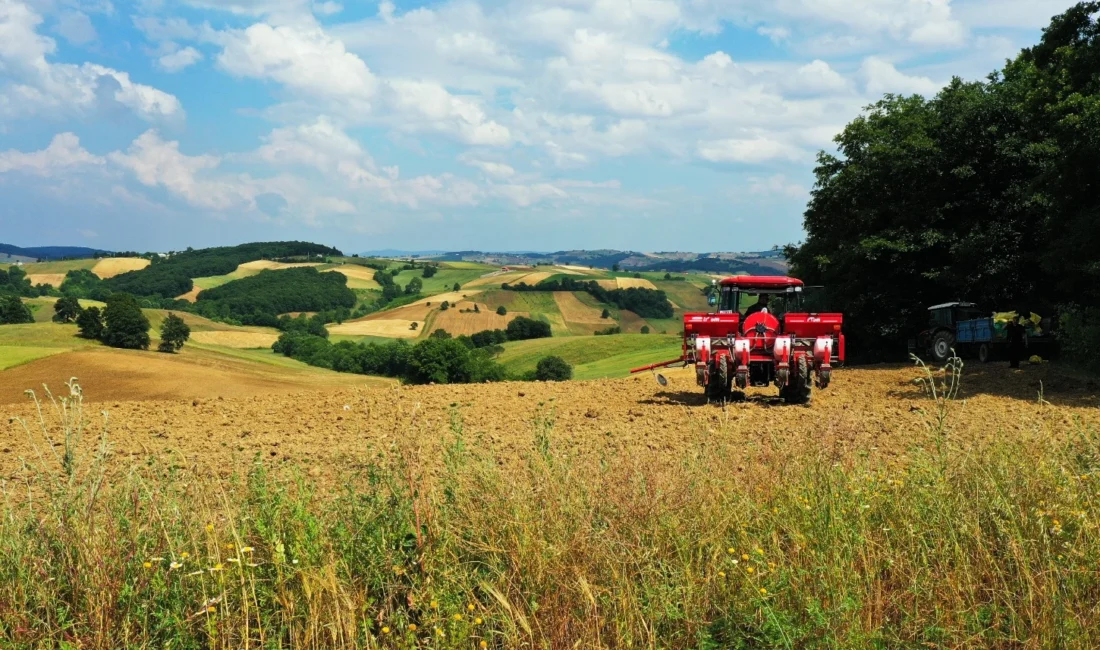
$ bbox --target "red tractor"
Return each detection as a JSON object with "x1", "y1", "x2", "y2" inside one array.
[{"x1": 631, "y1": 276, "x2": 845, "y2": 403}]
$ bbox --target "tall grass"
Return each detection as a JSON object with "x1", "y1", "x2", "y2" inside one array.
[{"x1": 2, "y1": 371, "x2": 1099, "y2": 649}]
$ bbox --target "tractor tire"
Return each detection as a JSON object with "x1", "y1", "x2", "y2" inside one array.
[
  {"x1": 978, "y1": 343, "x2": 990, "y2": 363},
  {"x1": 706, "y1": 361, "x2": 728, "y2": 400},
  {"x1": 783, "y1": 356, "x2": 812, "y2": 404},
  {"x1": 931, "y1": 331, "x2": 954, "y2": 363}
]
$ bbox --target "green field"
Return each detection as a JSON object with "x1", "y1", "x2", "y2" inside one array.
[
  {"x1": 391, "y1": 267, "x2": 492, "y2": 295},
  {"x1": 0, "y1": 345, "x2": 70, "y2": 370},
  {"x1": 497, "y1": 334, "x2": 680, "y2": 378}
]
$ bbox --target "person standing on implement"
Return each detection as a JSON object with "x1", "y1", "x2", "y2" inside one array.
[{"x1": 1006, "y1": 315, "x2": 1028, "y2": 369}]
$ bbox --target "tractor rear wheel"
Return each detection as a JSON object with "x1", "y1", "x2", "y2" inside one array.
[
  {"x1": 978, "y1": 343, "x2": 990, "y2": 363},
  {"x1": 706, "y1": 360, "x2": 729, "y2": 400},
  {"x1": 931, "y1": 331, "x2": 954, "y2": 363},
  {"x1": 782, "y1": 356, "x2": 812, "y2": 404}
]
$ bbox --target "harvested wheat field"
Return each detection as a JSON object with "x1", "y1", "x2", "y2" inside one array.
[
  {"x1": 190, "y1": 331, "x2": 280, "y2": 349},
  {"x1": 26, "y1": 273, "x2": 66, "y2": 287},
  {"x1": 554, "y1": 291, "x2": 608, "y2": 324},
  {"x1": 238, "y1": 260, "x2": 323, "y2": 272},
  {"x1": 175, "y1": 286, "x2": 203, "y2": 302},
  {"x1": 91, "y1": 257, "x2": 150, "y2": 278},
  {"x1": 616, "y1": 277, "x2": 658, "y2": 290},
  {"x1": 324, "y1": 265, "x2": 381, "y2": 289},
  {"x1": 328, "y1": 319, "x2": 421, "y2": 338},
  {"x1": 512, "y1": 271, "x2": 553, "y2": 286},
  {"x1": 427, "y1": 302, "x2": 524, "y2": 335},
  {"x1": 464, "y1": 272, "x2": 524, "y2": 288}
]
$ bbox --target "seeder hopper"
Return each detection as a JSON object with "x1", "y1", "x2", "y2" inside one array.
[{"x1": 631, "y1": 276, "x2": 845, "y2": 403}]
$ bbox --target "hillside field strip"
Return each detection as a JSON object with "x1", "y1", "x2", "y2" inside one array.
[
  {"x1": 553, "y1": 291, "x2": 609, "y2": 325},
  {"x1": 237, "y1": 261, "x2": 324, "y2": 272},
  {"x1": 425, "y1": 300, "x2": 526, "y2": 335},
  {"x1": 615, "y1": 277, "x2": 658, "y2": 290},
  {"x1": 327, "y1": 319, "x2": 421, "y2": 338},
  {"x1": 91, "y1": 257, "x2": 151, "y2": 278},
  {"x1": 26, "y1": 273, "x2": 66, "y2": 288},
  {"x1": 189, "y1": 331, "x2": 281, "y2": 349},
  {"x1": 324, "y1": 265, "x2": 382, "y2": 289}
]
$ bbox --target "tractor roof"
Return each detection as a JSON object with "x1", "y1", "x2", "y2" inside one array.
[
  {"x1": 927, "y1": 301, "x2": 977, "y2": 310},
  {"x1": 719, "y1": 275, "x2": 804, "y2": 289}
]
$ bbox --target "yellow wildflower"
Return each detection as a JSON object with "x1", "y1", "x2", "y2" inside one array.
[
  {"x1": 468, "y1": 603, "x2": 476, "y2": 612},
  {"x1": 475, "y1": 617, "x2": 483, "y2": 625},
  {"x1": 143, "y1": 561, "x2": 152, "y2": 569},
  {"x1": 381, "y1": 626, "x2": 390, "y2": 634},
  {"x1": 453, "y1": 613, "x2": 463, "y2": 621},
  {"x1": 760, "y1": 588, "x2": 767, "y2": 595},
  {"x1": 408, "y1": 624, "x2": 418, "y2": 632},
  {"x1": 741, "y1": 554, "x2": 749, "y2": 561}
]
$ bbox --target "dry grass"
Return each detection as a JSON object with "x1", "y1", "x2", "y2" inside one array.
[
  {"x1": 238, "y1": 260, "x2": 323, "y2": 272},
  {"x1": 464, "y1": 272, "x2": 526, "y2": 288},
  {"x1": 427, "y1": 302, "x2": 523, "y2": 335},
  {"x1": 1, "y1": 362, "x2": 1099, "y2": 648},
  {"x1": 26, "y1": 274, "x2": 66, "y2": 287},
  {"x1": 190, "y1": 331, "x2": 281, "y2": 349},
  {"x1": 512, "y1": 271, "x2": 553, "y2": 285},
  {"x1": 91, "y1": 257, "x2": 150, "y2": 278},
  {"x1": 553, "y1": 291, "x2": 608, "y2": 325},
  {"x1": 328, "y1": 319, "x2": 422, "y2": 338},
  {"x1": 616, "y1": 277, "x2": 658, "y2": 289},
  {"x1": 324, "y1": 266, "x2": 381, "y2": 290},
  {"x1": 175, "y1": 286, "x2": 203, "y2": 302}
]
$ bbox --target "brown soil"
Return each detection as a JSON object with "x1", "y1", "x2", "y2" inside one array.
[{"x1": 2, "y1": 363, "x2": 1096, "y2": 489}]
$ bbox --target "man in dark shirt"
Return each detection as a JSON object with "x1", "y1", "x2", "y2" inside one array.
[
  {"x1": 1006, "y1": 315, "x2": 1028, "y2": 369},
  {"x1": 744, "y1": 293, "x2": 770, "y2": 318}
]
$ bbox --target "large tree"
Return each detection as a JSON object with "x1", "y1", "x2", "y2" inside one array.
[
  {"x1": 102, "y1": 293, "x2": 151, "y2": 350},
  {"x1": 787, "y1": 2, "x2": 1100, "y2": 359}
]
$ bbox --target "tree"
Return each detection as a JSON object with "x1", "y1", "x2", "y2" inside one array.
[
  {"x1": 496, "y1": 305, "x2": 507, "y2": 316},
  {"x1": 535, "y1": 356, "x2": 573, "y2": 381},
  {"x1": 453, "y1": 282, "x2": 461, "y2": 291},
  {"x1": 612, "y1": 264, "x2": 621, "y2": 272},
  {"x1": 76, "y1": 306, "x2": 104, "y2": 339},
  {"x1": 664, "y1": 273, "x2": 673, "y2": 280},
  {"x1": 53, "y1": 296, "x2": 83, "y2": 323},
  {"x1": 405, "y1": 276, "x2": 424, "y2": 295},
  {"x1": 473, "y1": 303, "x2": 480, "y2": 313},
  {"x1": 0, "y1": 295, "x2": 33, "y2": 324},
  {"x1": 158, "y1": 313, "x2": 191, "y2": 353},
  {"x1": 441, "y1": 301, "x2": 450, "y2": 311},
  {"x1": 641, "y1": 325, "x2": 650, "y2": 334},
  {"x1": 102, "y1": 293, "x2": 151, "y2": 350},
  {"x1": 601, "y1": 308, "x2": 611, "y2": 319},
  {"x1": 422, "y1": 266, "x2": 438, "y2": 278}
]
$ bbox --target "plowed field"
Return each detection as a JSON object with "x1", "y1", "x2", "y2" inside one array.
[{"x1": 2, "y1": 363, "x2": 1096, "y2": 487}]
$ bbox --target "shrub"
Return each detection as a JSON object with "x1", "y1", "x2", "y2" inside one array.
[
  {"x1": 601, "y1": 308, "x2": 611, "y2": 319},
  {"x1": 0, "y1": 295, "x2": 33, "y2": 324},
  {"x1": 497, "y1": 305, "x2": 507, "y2": 316},
  {"x1": 441, "y1": 301, "x2": 450, "y2": 311},
  {"x1": 102, "y1": 293, "x2": 151, "y2": 350},
  {"x1": 453, "y1": 282, "x2": 461, "y2": 291},
  {"x1": 158, "y1": 313, "x2": 191, "y2": 353},
  {"x1": 76, "y1": 306, "x2": 104, "y2": 339},
  {"x1": 641, "y1": 325, "x2": 650, "y2": 334},
  {"x1": 535, "y1": 356, "x2": 573, "y2": 381},
  {"x1": 506, "y1": 316, "x2": 552, "y2": 341},
  {"x1": 422, "y1": 266, "x2": 438, "y2": 278},
  {"x1": 52, "y1": 296, "x2": 82, "y2": 323},
  {"x1": 595, "y1": 326, "x2": 622, "y2": 336}
]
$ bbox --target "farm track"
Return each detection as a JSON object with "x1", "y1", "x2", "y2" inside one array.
[{"x1": 2, "y1": 363, "x2": 1096, "y2": 489}]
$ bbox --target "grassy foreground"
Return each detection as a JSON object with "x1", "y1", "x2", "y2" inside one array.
[{"x1": 2, "y1": 371, "x2": 1099, "y2": 649}]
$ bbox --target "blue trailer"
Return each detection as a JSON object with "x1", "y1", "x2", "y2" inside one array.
[{"x1": 910, "y1": 303, "x2": 1058, "y2": 363}]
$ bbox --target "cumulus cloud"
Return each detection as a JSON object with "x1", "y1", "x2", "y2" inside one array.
[
  {"x1": 56, "y1": 10, "x2": 96, "y2": 45},
  {"x1": 0, "y1": 132, "x2": 103, "y2": 175},
  {"x1": 698, "y1": 137, "x2": 807, "y2": 164},
  {"x1": 0, "y1": 0, "x2": 182, "y2": 121},
  {"x1": 861, "y1": 56, "x2": 942, "y2": 96},
  {"x1": 158, "y1": 46, "x2": 203, "y2": 72}
]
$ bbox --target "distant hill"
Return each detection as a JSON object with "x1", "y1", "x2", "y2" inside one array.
[
  {"x1": 417, "y1": 249, "x2": 789, "y2": 274},
  {"x1": 0, "y1": 243, "x2": 111, "y2": 261}
]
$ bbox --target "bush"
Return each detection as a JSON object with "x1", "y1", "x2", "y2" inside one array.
[
  {"x1": 497, "y1": 305, "x2": 507, "y2": 316},
  {"x1": 453, "y1": 282, "x2": 461, "y2": 291},
  {"x1": 53, "y1": 296, "x2": 82, "y2": 323},
  {"x1": 601, "y1": 308, "x2": 610, "y2": 319},
  {"x1": 535, "y1": 356, "x2": 573, "y2": 381},
  {"x1": 158, "y1": 313, "x2": 191, "y2": 353},
  {"x1": 506, "y1": 316, "x2": 552, "y2": 341},
  {"x1": 641, "y1": 325, "x2": 650, "y2": 334},
  {"x1": 102, "y1": 293, "x2": 151, "y2": 350},
  {"x1": 422, "y1": 266, "x2": 438, "y2": 278},
  {"x1": 76, "y1": 306, "x2": 104, "y2": 339},
  {"x1": 441, "y1": 301, "x2": 450, "y2": 311},
  {"x1": 595, "y1": 326, "x2": 622, "y2": 336},
  {"x1": 0, "y1": 295, "x2": 33, "y2": 324}
]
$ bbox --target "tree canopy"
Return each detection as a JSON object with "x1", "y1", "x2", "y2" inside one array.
[{"x1": 787, "y1": 2, "x2": 1100, "y2": 360}]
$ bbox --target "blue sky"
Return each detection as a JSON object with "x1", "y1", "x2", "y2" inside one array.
[{"x1": 0, "y1": 0, "x2": 1074, "y2": 254}]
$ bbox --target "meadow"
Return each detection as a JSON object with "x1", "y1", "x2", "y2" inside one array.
[{"x1": 1, "y1": 361, "x2": 1098, "y2": 648}]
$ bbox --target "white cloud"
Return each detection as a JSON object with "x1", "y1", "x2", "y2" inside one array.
[
  {"x1": 107, "y1": 130, "x2": 253, "y2": 210},
  {"x1": 157, "y1": 46, "x2": 202, "y2": 72},
  {"x1": 217, "y1": 23, "x2": 378, "y2": 102},
  {"x1": 861, "y1": 56, "x2": 942, "y2": 96},
  {"x1": 757, "y1": 25, "x2": 790, "y2": 43},
  {"x1": 492, "y1": 182, "x2": 567, "y2": 207},
  {"x1": 56, "y1": 10, "x2": 96, "y2": 45},
  {"x1": 0, "y1": 132, "x2": 103, "y2": 175},
  {"x1": 698, "y1": 137, "x2": 806, "y2": 164},
  {"x1": 312, "y1": 1, "x2": 341, "y2": 16},
  {"x1": 255, "y1": 116, "x2": 371, "y2": 172},
  {"x1": 0, "y1": 0, "x2": 182, "y2": 121},
  {"x1": 461, "y1": 156, "x2": 516, "y2": 179},
  {"x1": 748, "y1": 174, "x2": 807, "y2": 198},
  {"x1": 382, "y1": 79, "x2": 511, "y2": 146}
]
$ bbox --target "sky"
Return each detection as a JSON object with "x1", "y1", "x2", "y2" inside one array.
[{"x1": 0, "y1": 0, "x2": 1078, "y2": 254}]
